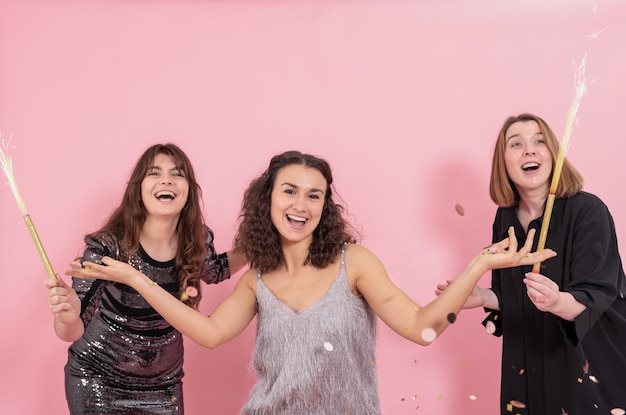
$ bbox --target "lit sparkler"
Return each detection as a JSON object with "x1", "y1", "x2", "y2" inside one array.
[
  {"x1": 532, "y1": 55, "x2": 588, "y2": 273},
  {"x1": 0, "y1": 134, "x2": 57, "y2": 279}
]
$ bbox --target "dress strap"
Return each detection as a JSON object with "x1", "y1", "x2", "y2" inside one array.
[{"x1": 340, "y1": 242, "x2": 348, "y2": 272}]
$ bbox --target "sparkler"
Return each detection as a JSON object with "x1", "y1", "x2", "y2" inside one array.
[
  {"x1": 532, "y1": 55, "x2": 588, "y2": 273},
  {"x1": 0, "y1": 134, "x2": 57, "y2": 279}
]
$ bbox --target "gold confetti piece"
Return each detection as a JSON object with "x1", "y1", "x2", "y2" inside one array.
[
  {"x1": 506, "y1": 403, "x2": 513, "y2": 412},
  {"x1": 593, "y1": 404, "x2": 598, "y2": 409},
  {"x1": 400, "y1": 398, "x2": 406, "y2": 402},
  {"x1": 412, "y1": 395, "x2": 419, "y2": 400},
  {"x1": 577, "y1": 378, "x2": 583, "y2": 383},
  {"x1": 469, "y1": 395, "x2": 477, "y2": 401},
  {"x1": 519, "y1": 369, "x2": 525, "y2": 375},
  {"x1": 588, "y1": 375, "x2": 599, "y2": 383}
]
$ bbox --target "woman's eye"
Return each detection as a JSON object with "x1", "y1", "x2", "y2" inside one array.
[
  {"x1": 309, "y1": 194, "x2": 320, "y2": 200},
  {"x1": 284, "y1": 189, "x2": 295, "y2": 195}
]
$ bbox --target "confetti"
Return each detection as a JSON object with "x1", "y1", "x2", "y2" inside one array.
[
  {"x1": 186, "y1": 286, "x2": 199, "y2": 298},
  {"x1": 588, "y1": 375, "x2": 599, "y2": 383},
  {"x1": 485, "y1": 321, "x2": 496, "y2": 334},
  {"x1": 454, "y1": 203, "x2": 465, "y2": 216},
  {"x1": 447, "y1": 312, "x2": 457, "y2": 324},
  {"x1": 323, "y1": 342, "x2": 334, "y2": 351},
  {"x1": 510, "y1": 400, "x2": 526, "y2": 408},
  {"x1": 469, "y1": 395, "x2": 477, "y2": 401},
  {"x1": 420, "y1": 328, "x2": 437, "y2": 343},
  {"x1": 611, "y1": 409, "x2": 625, "y2": 415}
]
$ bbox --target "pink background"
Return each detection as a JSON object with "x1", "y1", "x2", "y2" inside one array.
[{"x1": 1, "y1": 1, "x2": 625, "y2": 414}]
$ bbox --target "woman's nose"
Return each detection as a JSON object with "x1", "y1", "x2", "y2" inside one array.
[
  {"x1": 292, "y1": 196, "x2": 304, "y2": 210},
  {"x1": 524, "y1": 145, "x2": 537, "y2": 156}
]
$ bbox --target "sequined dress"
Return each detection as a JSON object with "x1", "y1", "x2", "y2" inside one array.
[
  {"x1": 241, "y1": 244, "x2": 380, "y2": 415},
  {"x1": 65, "y1": 227, "x2": 231, "y2": 415}
]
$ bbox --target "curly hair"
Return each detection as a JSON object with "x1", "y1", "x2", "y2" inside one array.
[
  {"x1": 233, "y1": 150, "x2": 357, "y2": 272},
  {"x1": 87, "y1": 143, "x2": 207, "y2": 309},
  {"x1": 489, "y1": 113, "x2": 584, "y2": 207}
]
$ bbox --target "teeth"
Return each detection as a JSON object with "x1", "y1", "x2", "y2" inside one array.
[
  {"x1": 155, "y1": 191, "x2": 175, "y2": 199},
  {"x1": 287, "y1": 214, "x2": 306, "y2": 223},
  {"x1": 522, "y1": 163, "x2": 539, "y2": 170}
]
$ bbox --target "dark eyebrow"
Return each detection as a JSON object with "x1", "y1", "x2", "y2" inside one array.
[
  {"x1": 280, "y1": 182, "x2": 325, "y2": 195},
  {"x1": 147, "y1": 166, "x2": 184, "y2": 173}
]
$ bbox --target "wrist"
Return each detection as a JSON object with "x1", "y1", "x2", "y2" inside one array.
[{"x1": 466, "y1": 254, "x2": 488, "y2": 281}]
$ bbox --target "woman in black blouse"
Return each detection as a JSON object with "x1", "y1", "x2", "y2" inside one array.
[{"x1": 438, "y1": 113, "x2": 626, "y2": 415}]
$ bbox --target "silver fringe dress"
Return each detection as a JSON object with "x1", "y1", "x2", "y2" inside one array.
[{"x1": 241, "y1": 244, "x2": 380, "y2": 415}]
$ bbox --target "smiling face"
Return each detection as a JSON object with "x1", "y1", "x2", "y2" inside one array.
[
  {"x1": 503, "y1": 120, "x2": 553, "y2": 196},
  {"x1": 270, "y1": 163, "x2": 327, "y2": 246},
  {"x1": 140, "y1": 153, "x2": 190, "y2": 220}
]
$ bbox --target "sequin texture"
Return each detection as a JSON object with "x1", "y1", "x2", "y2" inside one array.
[{"x1": 65, "y1": 228, "x2": 230, "y2": 414}]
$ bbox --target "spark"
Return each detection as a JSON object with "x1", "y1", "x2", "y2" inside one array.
[
  {"x1": 0, "y1": 133, "x2": 27, "y2": 214},
  {"x1": 584, "y1": 27, "x2": 607, "y2": 41}
]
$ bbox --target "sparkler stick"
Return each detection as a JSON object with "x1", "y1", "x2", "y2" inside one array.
[
  {"x1": 0, "y1": 134, "x2": 57, "y2": 280},
  {"x1": 532, "y1": 55, "x2": 588, "y2": 273}
]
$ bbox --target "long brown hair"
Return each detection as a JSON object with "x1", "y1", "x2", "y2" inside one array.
[
  {"x1": 87, "y1": 143, "x2": 207, "y2": 308},
  {"x1": 233, "y1": 150, "x2": 357, "y2": 272},
  {"x1": 489, "y1": 113, "x2": 584, "y2": 207}
]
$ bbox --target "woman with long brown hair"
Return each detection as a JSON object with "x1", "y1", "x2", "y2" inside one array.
[{"x1": 45, "y1": 143, "x2": 245, "y2": 414}]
